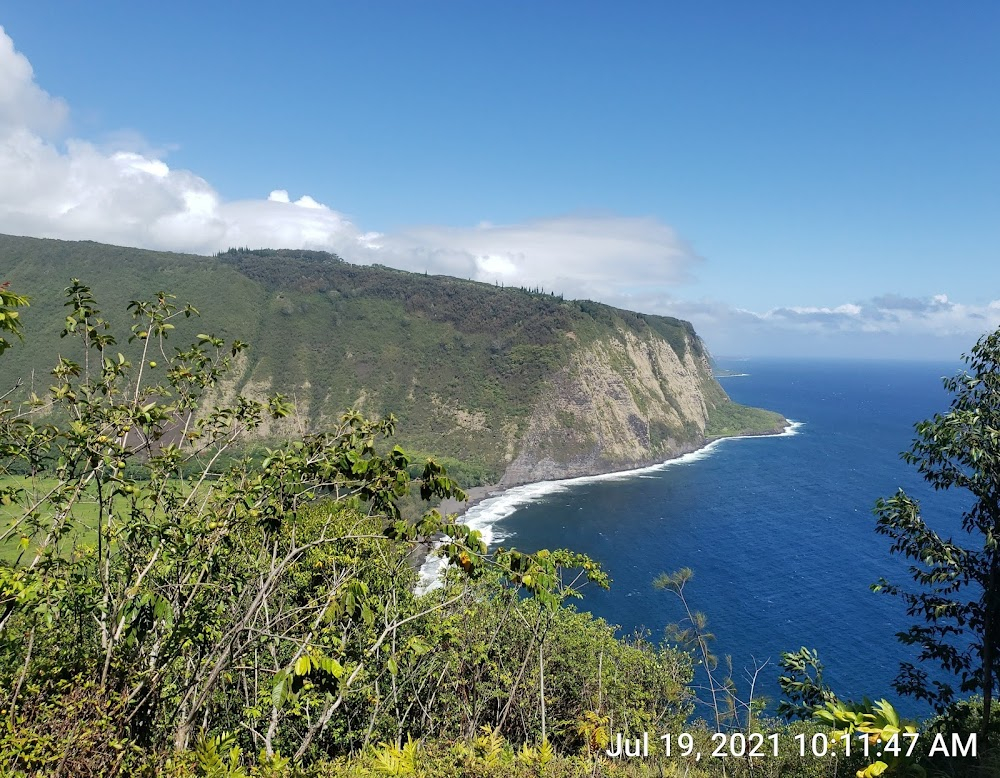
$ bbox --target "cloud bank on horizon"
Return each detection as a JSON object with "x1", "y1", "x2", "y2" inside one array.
[{"x1": 1, "y1": 27, "x2": 997, "y2": 357}]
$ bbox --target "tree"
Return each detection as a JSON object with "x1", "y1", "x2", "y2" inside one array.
[
  {"x1": 0, "y1": 280, "x2": 28, "y2": 356},
  {"x1": 0, "y1": 280, "x2": 489, "y2": 765},
  {"x1": 872, "y1": 326, "x2": 1000, "y2": 751},
  {"x1": 0, "y1": 280, "x2": 614, "y2": 772}
]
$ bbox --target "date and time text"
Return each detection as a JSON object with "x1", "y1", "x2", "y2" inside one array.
[{"x1": 605, "y1": 731, "x2": 977, "y2": 761}]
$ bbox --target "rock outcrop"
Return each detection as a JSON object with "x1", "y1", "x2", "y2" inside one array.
[{"x1": 501, "y1": 328, "x2": 726, "y2": 486}]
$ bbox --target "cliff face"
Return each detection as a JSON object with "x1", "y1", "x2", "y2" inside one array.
[
  {"x1": 500, "y1": 328, "x2": 723, "y2": 486},
  {"x1": 2, "y1": 237, "x2": 783, "y2": 487}
]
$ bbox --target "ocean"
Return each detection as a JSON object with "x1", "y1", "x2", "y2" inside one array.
[{"x1": 420, "y1": 358, "x2": 973, "y2": 718}]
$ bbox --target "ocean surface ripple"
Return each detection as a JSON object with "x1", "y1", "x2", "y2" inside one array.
[{"x1": 420, "y1": 359, "x2": 968, "y2": 716}]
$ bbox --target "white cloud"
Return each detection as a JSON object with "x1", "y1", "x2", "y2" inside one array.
[
  {"x1": 645, "y1": 292, "x2": 1000, "y2": 358},
  {"x1": 118, "y1": 153, "x2": 169, "y2": 179},
  {"x1": 0, "y1": 27, "x2": 372, "y2": 257},
  {"x1": 785, "y1": 303, "x2": 862, "y2": 317},
  {"x1": 0, "y1": 28, "x2": 67, "y2": 135},
  {"x1": 0, "y1": 26, "x2": 700, "y2": 297},
  {"x1": 377, "y1": 215, "x2": 699, "y2": 298},
  {"x1": 0, "y1": 25, "x2": 996, "y2": 361}
]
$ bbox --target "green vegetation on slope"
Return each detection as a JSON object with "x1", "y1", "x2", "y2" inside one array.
[
  {"x1": 706, "y1": 400, "x2": 786, "y2": 438},
  {"x1": 1, "y1": 235, "x2": 773, "y2": 485},
  {"x1": 1, "y1": 271, "x2": 996, "y2": 777},
  {"x1": 0, "y1": 284, "x2": 675, "y2": 775}
]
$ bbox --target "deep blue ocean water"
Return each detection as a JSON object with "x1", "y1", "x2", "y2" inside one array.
[{"x1": 423, "y1": 358, "x2": 975, "y2": 718}]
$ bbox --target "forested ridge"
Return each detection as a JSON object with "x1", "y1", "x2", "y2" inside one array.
[{"x1": 0, "y1": 234, "x2": 781, "y2": 488}]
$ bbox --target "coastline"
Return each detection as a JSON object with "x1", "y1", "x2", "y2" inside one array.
[
  {"x1": 437, "y1": 419, "x2": 803, "y2": 532},
  {"x1": 438, "y1": 418, "x2": 796, "y2": 522},
  {"x1": 435, "y1": 485, "x2": 498, "y2": 519},
  {"x1": 414, "y1": 418, "x2": 801, "y2": 593}
]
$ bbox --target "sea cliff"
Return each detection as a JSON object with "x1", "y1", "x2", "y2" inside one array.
[
  {"x1": 1, "y1": 236, "x2": 785, "y2": 486},
  {"x1": 499, "y1": 327, "x2": 780, "y2": 486}
]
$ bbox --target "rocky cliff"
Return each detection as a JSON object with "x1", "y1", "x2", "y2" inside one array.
[
  {"x1": 1, "y1": 236, "x2": 785, "y2": 486},
  {"x1": 500, "y1": 328, "x2": 769, "y2": 486}
]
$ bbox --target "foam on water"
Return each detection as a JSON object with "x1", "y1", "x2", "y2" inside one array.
[
  {"x1": 414, "y1": 419, "x2": 801, "y2": 594},
  {"x1": 773, "y1": 419, "x2": 804, "y2": 437},
  {"x1": 415, "y1": 481, "x2": 572, "y2": 595}
]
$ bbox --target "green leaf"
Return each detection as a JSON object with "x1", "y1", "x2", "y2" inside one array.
[{"x1": 271, "y1": 675, "x2": 287, "y2": 708}]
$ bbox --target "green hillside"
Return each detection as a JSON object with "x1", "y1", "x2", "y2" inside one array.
[{"x1": 1, "y1": 234, "x2": 783, "y2": 484}]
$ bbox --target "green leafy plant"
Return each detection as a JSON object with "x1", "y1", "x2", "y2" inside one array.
[
  {"x1": 872, "y1": 326, "x2": 1000, "y2": 751},
  {"x1": 193, "y1": 731, "x2": 248, "y2": 778},
  {"x1": 0, "y1": 281, "x2": 485, "y2": 765},
  {"x1": 0, "y1": 281, "x2": 28, "y2": 356},
  {"x1": 0, "y1": 277, "x2": 698, "y2": 773},
  {"x1": 373, "y1": 735, "x2": 421, "y2": 776},
  {"x1": 472, "y1": 725, "x2": 506, "y2": 767},
  {"x1": 814, "y1": 698, "x2": 924, "y2": 778},
  {"x1": 778, "y1": 647, "x2": 839, "y2": 721},
  {"x1": 516, "y1": 736, "x2": 554, "y2": 770},
  {"x1": 654, "y1": 568, "x2": 736, "y2": 731}
]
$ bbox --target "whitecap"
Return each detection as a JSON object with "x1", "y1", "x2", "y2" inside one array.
[
  {"x1": 772, "y1": 420, "x2": 804, "y2": 437},
  {"x1": 415, "y1": 481, "x2": 571, "y2": 595}
]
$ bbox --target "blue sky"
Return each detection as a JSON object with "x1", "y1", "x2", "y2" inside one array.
[{"x1": 1, "y1": 2, "x2": 998, "y2": 358}]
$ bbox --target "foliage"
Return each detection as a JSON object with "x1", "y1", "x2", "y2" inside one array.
[
  {"x1": 193, "y1": 731, "x2": 249, "y2": 778},
  {"x1": 372, "y1": 735, "x2": 420, "y2": 776},
  {"x1": 0, "y1": 280, "x2": 489, "y2": 769},
  {"x1": 706, "y1": 400, "x2": 785, "y2": 438},
  {"x1": 922, "y1": 697, "x2": 1000, "y2": 776},
  {"x1": 403, "y1": 452, "x2": 493, "y2": 489},
  {"x1": 0, "y1": 235, "x2": 767, "y2": 483},
  {"x1": 778, "y1": 647, "x2": 839, "y2": 721},
  {"x1": 871, "y1": 326, "x2": 1000, "y2": 750},
  {"x1": 0, "y1": 676, "x2": 141, "y2": 776},
  {"x1": 0, "y1": 278, "x2": 707, "y2": 776},
  {"x1": 814, "y1": 698, "x2": 924, "y2": 778},
  {"x1": 0, "y1": 280, "x2": 28, "y2": 356},
  {"x1": 654, "y1": 568, "x2": 740, "y2": 732},
  {"x1": 339, "y1": 563, "x2": 686, "y2": 752}
]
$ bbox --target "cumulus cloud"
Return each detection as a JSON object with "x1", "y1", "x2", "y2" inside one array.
[
  {"x1": 0, "y1": 26, "x2": 372, "y2": 257},
  {"x1": 0, "y1": 29, "x2": 67, "y2": 135},
  {"x1": 0, "y1": 25, "x2": 996, "y2": 360},
  {"x1": 377, "y1": 216, "x2": 699, "y2": 299},
  {"x1": 0, "y1": 26, "x2": 700, "y2": 296}
]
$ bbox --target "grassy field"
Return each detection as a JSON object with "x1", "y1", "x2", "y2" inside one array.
[
  {"x1": 0, "y1": 474, "x2": 104, "y2": 562},
  {"x1": 0, "y1": 474, "x2": 204, "y2": 564}
]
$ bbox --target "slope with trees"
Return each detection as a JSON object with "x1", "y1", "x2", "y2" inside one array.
[
  {"x1": 0, "y1": 234, "x2": 784, "y2": 488},
  {"x1": 0, "y1": 280, "x2": 698, "y2": 775},
  {"x1": 6, "y1": 284, "x2": 1000, "y2": 775}
]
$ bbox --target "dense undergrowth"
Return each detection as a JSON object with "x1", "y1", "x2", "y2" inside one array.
[{"x1": 1, "y1": 281, "x2": 996, "y2": 777}]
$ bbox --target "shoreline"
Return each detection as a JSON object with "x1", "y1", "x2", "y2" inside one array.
[
  {"x1": 414, "y1": 418, "x2": 801, "y2": 593},
  {"x1": 437, "y1": 418, "x2": 800, "y2": 523},
  {"x1": 435, "y1": 484, "x2": 499, "y2": 519}
]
